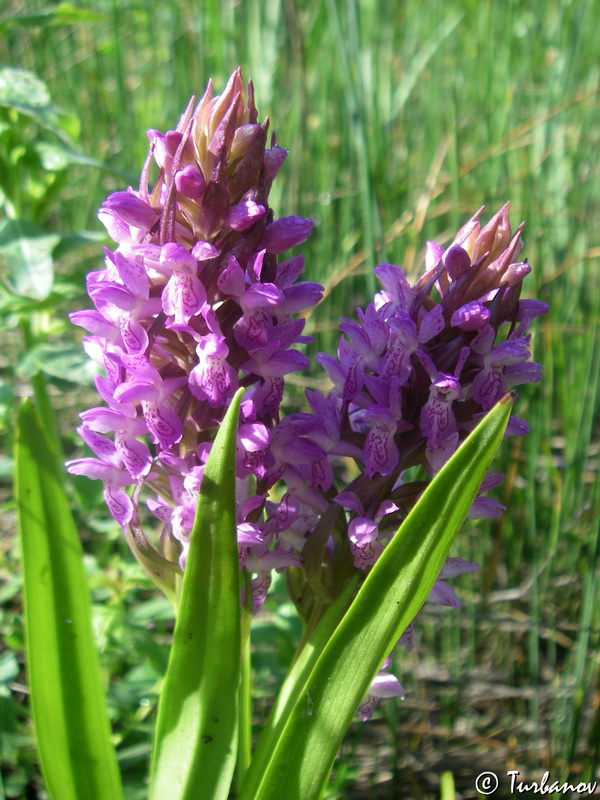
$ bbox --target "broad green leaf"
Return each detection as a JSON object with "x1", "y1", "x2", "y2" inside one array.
[
  {"x1": 15, "y1": 399, "x2": 123, "y2": 800},
  {"x1": 240, "y1": 394, "x2": 513, "y2": 800},
  {"x1": 0, "y1": 219, "x2": 59, "y2": 300},
  {"x1": 0, "y1": 67, "x2": 79, "y2": 140},
  {"x1": 0, "y1": 67, "x2": 51, "y2": 110},
  {"x1": 17, "y1": 343, "x2": 98, "y2": 386},
  {"x1": 149, "y1": 388, "x2": 244, "y2": 800}
]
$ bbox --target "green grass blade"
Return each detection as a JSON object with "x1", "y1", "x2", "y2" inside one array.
[
  {"x1": 149, "y1": 388, "x2": 244, "y2": 800},
  {"x1": 240, "y1": 394, "x2": 513, "y2": 800},
  {"x1": 14, "y1": 399, "x2": 123, "y2": 800}
]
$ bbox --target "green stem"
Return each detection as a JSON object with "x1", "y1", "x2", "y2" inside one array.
[{"x1": 237, "y1": 640, "x2": 253, "y2": 786}]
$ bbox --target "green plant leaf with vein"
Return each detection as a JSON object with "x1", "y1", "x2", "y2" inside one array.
[
  {"x1": 149, "y1": 388, "x2": 244, "y2": 800},
  {"x1": 240, "y1": 394, "x2": 513, "y2": 800},
  {"x1": 15, "y1": 399, "x2": 123, "y2": 800}
]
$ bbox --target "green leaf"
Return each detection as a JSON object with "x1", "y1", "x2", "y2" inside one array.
[
  {"x1": 0, "y1": 67, "x2": 51, "y2": 110},
  {"x1": 0, "y1": 67, "x2": 79, "y2": 140},
  {"x1": 15, "y1": 399, "x2": 123, "y2": 800},
  {"x1": 17, "y1": 343, "x2": 98, "y2": 386},
  {"x1": 149, "y1": 388, "x2": 244, "y2": 800},
  {"x1": 240, "y1": 394, "x2": 513, "y2": 800},
  {"x1": 0, "y1": 219, "x2": 59, "y2": 299}
]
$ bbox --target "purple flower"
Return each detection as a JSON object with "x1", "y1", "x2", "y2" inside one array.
[
  {"x1": 356, "y1": 656, "x2": 405, "y2": 721},
  {"x1": 67, "y1": 69, "x2": 323, "y2": 609},
  {"x1": 265, "y1": 204, "x2": 547, "y2": 718}
]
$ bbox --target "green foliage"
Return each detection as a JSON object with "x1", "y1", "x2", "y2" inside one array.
[
  {"x1": 15, "y1": 400, "x2": 122, "y2": 800},
  {"x1": 149, "y1": 390, "x2": 244, "y2": 800}
]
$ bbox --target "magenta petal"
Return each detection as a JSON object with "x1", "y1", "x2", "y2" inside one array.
[
  {"x1": 362, "y1": 409, "x2": 399, "y2": 478},
  {"x1": 90, "y1": 282, "x2": 136, "y2": 311},
  {"x1": 444, "y1": 245, "x2": 471, "y2": 279},
  {"x1": 238, "y1": 422, "x2": 270, "y2": 451},
  {"x1": 121, "y1": 317, "x2": 149, "y2": 354},
  {"x1": 517, "y1": 299, "x2": 550, "y2": 320},
  {"x1": 276, "y1": 254, "x2": 305, "y2": 287},
  {"x1": 80, "y1": 407, "x2": 125, "y2": 433},
  {"x1": 189, "y1": 355, "x2": 237, "y2": 406},
  {"x1": 176, "y1": 165, "x2": 206, "y2": 200},
  {"x1": 78, "y1": 426, "x2": 121, "y2": 467},
  {"x1": 506, "y1": 415, "x2": 530, "y2": 436},
  {"x1": 102, "y1": 191, "x2": 158, "y2": 230},
  {"x1": 162, "y1": 272, "x2": 206, "y2": 323},
  {"x1": 451, "y1": 301, "x2": 490, "y2": 331},
  {"x1": 373, "y1": 262, "x2": 414, "y2": 309},
  {"x1": 334, "y1": 491, "x2": 364, "y2": 515},
  {"x1": 160, "y1": 242, "x2": 197, "y2": 273},
  {"x1": 118, "y1": 353, "x2": 161, "y2": 383},
  {"x1": 191, "y1": 240, "x2": 219, "y2": 261},
  {"x1": 115, "y1": 433, "x2": 152, "y2": 479},
  {"x1": 281, "y1": 282, "x2": 324, "y2": 313},
  {"x1": 425, "y1": 240, "x2": 445, "y2": 270},
  {"x1": 237, "y1": 522, "x2": 264, "y2": 545},
  {"x1": 349, "y1": 516, "x2": 379, "y2": 545},
  {"x1": 217, "y1": 256, "x2": 246, "y2": 296},
  {"x1": 376, "y1": 500, "x2": 399, "y2": 518},
  {"x1": 471, "y1": 367, "x2": 504, "y2": 410},
  {"x1": 418, "y1": 305, "x2": 445, "y2": 342},
  {"x1": 258, "y1": 350, "x2": 310, "y2": 377},
  {"x1": 142, "y1": 402, "x2": 183, "y2": 448},
  {"x1": 104, "y1": 484, "x2": 133, "y2": 526},
  {"x1": 66, "y1": 457, "x2": 119, "y2": 481},
  {"x1": 146, "y1": 497, "x2": 174, "y2": 522},
  {"x1": 70, "y1": 310, "x2": 116, "y2": 338},
  {"x1": 262, "y1": 216, "x2": 313, "y2": 254},
  {"x1": 315, "y1": 353, "x2": 345, "y2": 388},
  {"x1": 227, "y1": 199, "x2": 266, "y2": 231},
  {"x1": 113, "y1": 251, "x2": 149, "y2": 299},
  {"x1": 263, "y1": 144, "x2": 288, "y2": 180},
  {"x1": 242, "y1": 282, "x2": 284, "y2": 310},
  {"x1": 504, "y1": 361, "x2": 543, "y2": 386},
  {"x1": 115, "y1": 381, "x2": 159, "y2": 404}
]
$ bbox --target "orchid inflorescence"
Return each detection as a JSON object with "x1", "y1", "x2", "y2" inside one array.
[{"x1": 67, "y1": 68, "x2": 547, "y2": 720}]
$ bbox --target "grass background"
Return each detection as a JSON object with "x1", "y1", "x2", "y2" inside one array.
[{"x1": 1, "y1": 0, "x2": 599, "y2": 798}]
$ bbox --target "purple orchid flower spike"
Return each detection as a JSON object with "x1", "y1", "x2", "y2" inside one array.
[
  {"x1": 266, "y1": 204, "x2": 547, "y2": 719},
  {"x1": 65, "y1": 68, "x2": 547, "y2": 725},
  {"x1": 67, "y1": 69, "x2": 323, "y2": 606}
]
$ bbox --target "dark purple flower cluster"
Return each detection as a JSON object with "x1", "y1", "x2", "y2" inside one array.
[
  {"x1": 262, "y1": 204, "x2": 548, "y2": 717},
  {"x1": 67, "y1": 70, "x2": 323, "y2": 606}
]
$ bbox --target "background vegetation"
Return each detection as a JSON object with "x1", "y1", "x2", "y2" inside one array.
[{"x1": 1, "y1": 0, "x2": 598, "y2": 798}]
